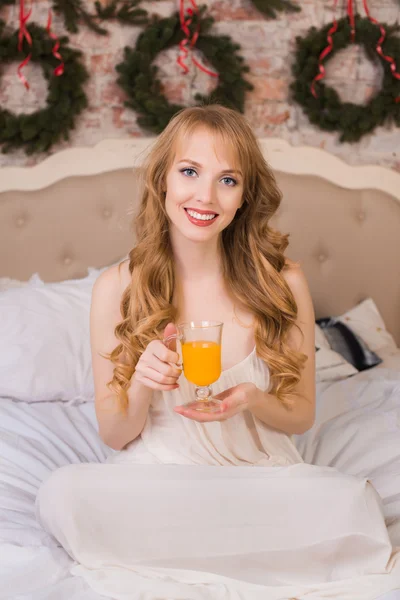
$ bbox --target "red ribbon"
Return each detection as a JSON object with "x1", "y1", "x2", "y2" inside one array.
[
  {"x1": 18, "y1": 0, "x2": 33, "y2": 89},
  {"x1": 362, "y1": 0, "x2": 400, "y2": 101},
  {"x1": 177, "y1": 0, "x2": 218, "y2": 78},
  {"x1": 311, "y1": 0, "x2": 338, "y2": 98},
  {"x1": 312, "y1": 0, "x2": 400, "y2": 101},
  {"x1": 46, "y1": 10, "x2": 64, "y2": 77},
  {"x1": 347, "y1": 0, "x2": 356, "y2": 42}
]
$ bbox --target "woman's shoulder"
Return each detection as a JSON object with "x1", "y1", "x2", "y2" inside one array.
[
  {"x1": 91, "y1": 259, "x2": 131, "y2": 311},
  {"x1": 281, "y1": 258, "x2": 310, "y2": 296},
  {"x1": 282, "y1": 257, "x2": 301, "y2": 279}
]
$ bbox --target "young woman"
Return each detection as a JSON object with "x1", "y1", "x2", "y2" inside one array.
[{"x1": 35, "y1": 105, "x2": 397, "y2": 599}]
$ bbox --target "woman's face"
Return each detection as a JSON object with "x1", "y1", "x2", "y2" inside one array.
[{"x1": 164, "y1": 127, "x2": 244, "y2": 244}]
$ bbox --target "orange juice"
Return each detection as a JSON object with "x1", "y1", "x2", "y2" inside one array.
[{"x1": 181, "y1": 341, "x2": 221, "y2": 386}]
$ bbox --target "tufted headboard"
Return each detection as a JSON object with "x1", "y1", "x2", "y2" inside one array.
[{"x1": 1, "y1": 138, "x2": 399, "y2": 345}]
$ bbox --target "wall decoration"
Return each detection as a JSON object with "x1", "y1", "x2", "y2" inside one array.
[
  {"x1": 0, "y1": 21, "x2": 89, "y2": 154},
  {"x1": 291, "y1": 9, "x2": 400, "y2": 143},
  {"x1": 115, "y1": 9, "x2": 253, "y2": 134}
]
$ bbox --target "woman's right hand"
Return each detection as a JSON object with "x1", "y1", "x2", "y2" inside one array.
[{"x1": 133, "y1": 323, "x2": 182, "y2": 391}]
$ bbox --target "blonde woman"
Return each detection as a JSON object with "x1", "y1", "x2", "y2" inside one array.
[{"x1": 35, "y1": 105, "x2": 397, "y2": 598}]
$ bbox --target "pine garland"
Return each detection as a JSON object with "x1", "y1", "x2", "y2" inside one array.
[
  {"x1": 290, "y1": 16, "x2": 400, "y2": 143},
  {"x1": 115, "y1": 9, "x2": 254, "y2": 134},
  {"x1": 53, "y1": 0, "x2": 152, "y2": 35},
  {"x1": 0, "y1": 21, "x2": 89, "y2": 154},
  {"x1": 250, "y1": 0, "x2": 300, "y2": 19}
]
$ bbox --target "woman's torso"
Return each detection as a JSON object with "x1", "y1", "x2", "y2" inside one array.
[{"x1": 107, "y1": 261, "x2": 303, "y2": 467}]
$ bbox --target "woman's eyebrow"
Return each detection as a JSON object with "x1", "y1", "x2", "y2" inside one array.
[{"x1": 177, "y1": 158, "x2": 242, "y2": 176}]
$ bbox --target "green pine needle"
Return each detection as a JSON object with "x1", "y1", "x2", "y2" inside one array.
[
  {"x1": 54, "y1": 0, "x2": 161, "y2": 35},
  {"x1": 250, "y1": 0, "x2": 300, "y2": 19}
]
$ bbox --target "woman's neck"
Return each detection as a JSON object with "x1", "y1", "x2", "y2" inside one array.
[{"x1": 171, "y1": 234, "x2": 223, "y2": 284}]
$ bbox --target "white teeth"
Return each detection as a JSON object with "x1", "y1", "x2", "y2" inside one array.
[{"x1": 186, "y1": 209, "x2": 217, "y2": 221}]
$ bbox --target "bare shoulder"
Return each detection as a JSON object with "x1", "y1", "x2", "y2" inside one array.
[
  {"x1": 91, "y1": 259, "x2": 131, "y2": 322},
  {"x1": 282, "y1": 258, "x2": 305, "y2": 288},
  {"x1": 282, "y1": 259, "x2": 314, "y2": 320},
  {"x1": 92, "y1": 259, "x2": 130, "y2": 298}
]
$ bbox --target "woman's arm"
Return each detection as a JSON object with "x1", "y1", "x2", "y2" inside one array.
[
  {"x1": 90, "y1": 263, "x2": 153, "y2": 451},
  {"x1": 249, "y1": 262, "x2": 316, "y2": 435}
]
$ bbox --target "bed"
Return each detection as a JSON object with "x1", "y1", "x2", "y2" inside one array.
[{"x1": 0, "y1": 137, "x2": 400, "y2": 600}]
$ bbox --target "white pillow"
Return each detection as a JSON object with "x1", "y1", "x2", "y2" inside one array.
[
  {"x1": 315, "y1": 325, "x2": 358, "y2": 382},
  {"x1": 0, "y1": 277, "x2": 29, "y2": 291},
  {"x1": 336, "y1": 298, "x2": 397, "y2": 354},
  {"x1": 374, "y1": 346, "x2": 400, "y2": 370},
  {"x1": 0, "y1": 271, "x2": 100, "y2": 403}
]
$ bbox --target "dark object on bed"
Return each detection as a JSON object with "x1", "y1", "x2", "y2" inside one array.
[{"x1": 316, "y1": 318, "x2": 382, "y2": 371}]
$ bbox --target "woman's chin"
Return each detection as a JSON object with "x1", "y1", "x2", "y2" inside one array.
[
  {"x1": 171, "y1": 222, "x2": 221, "y2": 243},
  {"x1": 184, "y1": 227, "x2": 220, "y2": 242}
]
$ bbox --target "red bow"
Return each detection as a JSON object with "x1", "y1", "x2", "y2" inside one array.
[
  {"x1": 18, "y1": 0, "x2": 33, "y2": 89},
  {"x1": 17, "y1": 0, "x2": 64, "y2": 90},
  {"x1": 177, "y1": 0, "x2": 218, "y2": 78},
  {"x1": 46, "y1": 10, "x2": 64, "y2": 77}
]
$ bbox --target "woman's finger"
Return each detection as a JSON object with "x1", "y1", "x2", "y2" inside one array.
[
  {"x1": 140, "y1": 366, "x2": 180, "y2": 386},
  {"x1": 146, "y1": 354, "x2": 182, "y2": 378},
  {"x1": 136, "y1": 375, "x2": 179, "y2": 391},
  {"x1": 150, "y1": 340, "x2": 181, "y2": 366}
]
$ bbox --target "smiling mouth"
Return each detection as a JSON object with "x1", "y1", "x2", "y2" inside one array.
[{"x1": 184, "y1": 208, "x2": 219, "y2": 222}]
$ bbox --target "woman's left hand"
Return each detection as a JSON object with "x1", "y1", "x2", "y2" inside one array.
[{"x1": 173, "y1": 382, "x2": 260, "y2": 422}]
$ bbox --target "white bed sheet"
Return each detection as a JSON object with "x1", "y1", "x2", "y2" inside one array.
[
  {"x1": 0, "y1": 399, "x2": 114, "y2": 599},
  {"x1": 1, "y1": 365, "x2": 400, "y2": 599}
]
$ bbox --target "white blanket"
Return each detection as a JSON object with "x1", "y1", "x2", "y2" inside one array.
[{"x1": 1, "y1": 366, "x2": 400, "y2": 599}]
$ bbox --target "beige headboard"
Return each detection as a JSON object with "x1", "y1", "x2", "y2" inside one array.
[{"x1": 1, "y1": 138, "x2": 399, "y2": 345}]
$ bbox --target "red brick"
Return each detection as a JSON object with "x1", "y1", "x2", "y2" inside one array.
[
  {"x1": 160, "y1": 80, "x2": 188, "y2": 105},
  {"x1": 248, "y1": 75, "x2": 288, "y2": 101},
  {"x1": 100, "y1": 79, "x2": 127, "y2": 105},
  {"x1": 90, "y1": 54, "x2": 115, "y2": 75}
]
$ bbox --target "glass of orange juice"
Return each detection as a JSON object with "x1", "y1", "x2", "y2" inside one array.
[{"x1": 163, "y1": 321, "x2": 223, "y2": 412}]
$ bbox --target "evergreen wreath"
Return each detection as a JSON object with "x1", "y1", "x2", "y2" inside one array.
[
  {"x1": 249, "y1": 0, "x2": 300, "y2": 19},
  {"x1": 0, "y1": 20, "x2": 89, "y2": 154},
  {"x1": 290, "y1": 15, "x2": 400, "y2": 143},
  {"x1": 115, "y1": 9, "x2": 253, "y2": 134}
]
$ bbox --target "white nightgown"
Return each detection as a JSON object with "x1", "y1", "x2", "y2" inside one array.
[{"x1": 35, "y1": 347, "x2": 400, "y2": 600}]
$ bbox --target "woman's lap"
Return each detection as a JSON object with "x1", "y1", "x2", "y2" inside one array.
[{"x1": 35, "y1": 462, "x2": 392, "y2": 586}]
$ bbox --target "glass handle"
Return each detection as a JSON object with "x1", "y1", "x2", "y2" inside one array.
[
  {"x1": 162, "y1": 333, "x2": 183, "y2": 367},
  {"x1": 162, "y1": 333, "x2": 179, "y2": 347}
]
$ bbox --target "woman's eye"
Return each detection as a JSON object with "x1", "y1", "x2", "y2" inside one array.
[
  {"x1": 221, "y1": 177, "x2": 237, "y2": 186},
  {"x1": 181, "y1": 168, "x2": 197, "y2": 177},
  {"x1": 180, "y1": 169, "x2": 237, "y2": 186}
]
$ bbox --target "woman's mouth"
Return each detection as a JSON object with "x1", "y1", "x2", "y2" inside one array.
[{"x1": 184, "y1": 208, "x2": 219, "y2": 227}]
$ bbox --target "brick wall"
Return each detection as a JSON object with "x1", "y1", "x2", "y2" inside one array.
[{"x1": 0, "y1": 0, "x2": 399, "y2": 169}]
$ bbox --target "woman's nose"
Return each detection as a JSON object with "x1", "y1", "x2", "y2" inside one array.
[{"x1": 197, "y1": 180, "x2": 217, "y2": 204}]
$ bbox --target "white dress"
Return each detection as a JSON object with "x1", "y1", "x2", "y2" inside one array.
[{"x1": 35, "y1": 349, "x2": 400, "y2": 600}]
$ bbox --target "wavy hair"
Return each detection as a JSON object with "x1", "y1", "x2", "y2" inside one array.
[{"x1": 108, "y1": 104, "x2": 307, "y2": 413}]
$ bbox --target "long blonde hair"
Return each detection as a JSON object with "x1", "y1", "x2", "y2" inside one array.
[{"x1": 108, "y1": 104, "x2": 307, "y2": 412}]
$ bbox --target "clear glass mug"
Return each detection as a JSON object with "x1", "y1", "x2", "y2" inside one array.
[{"x1": 163, "y1": 321, "x2": 223, "y2": 412}]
